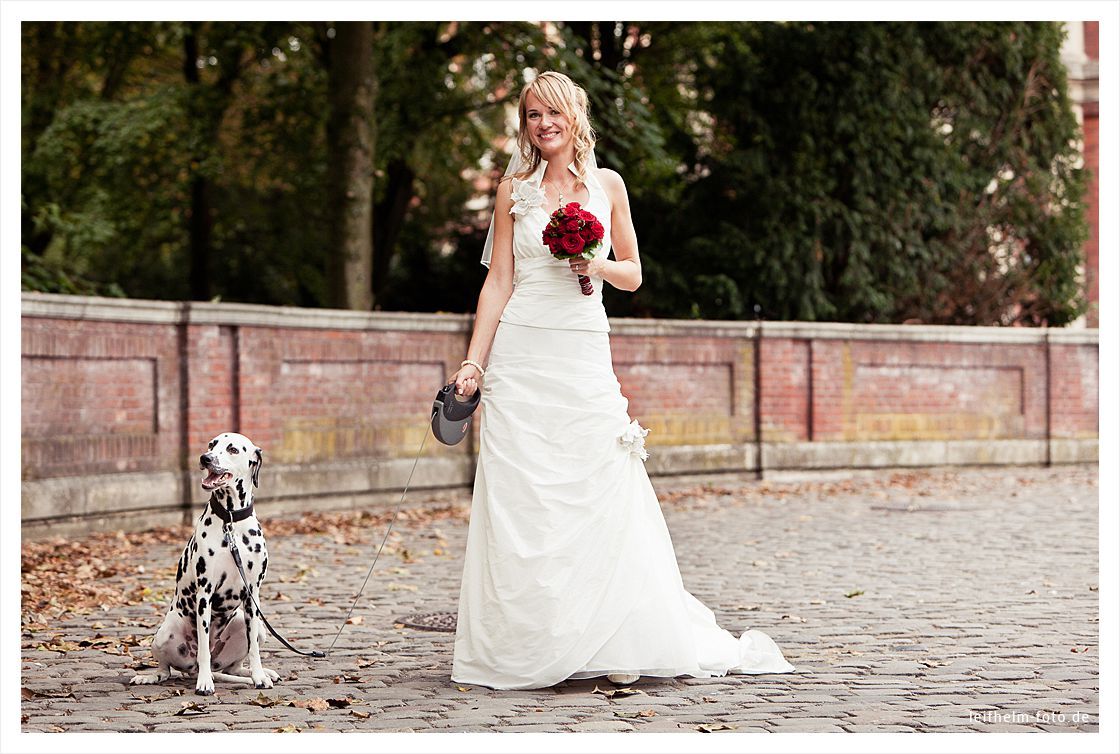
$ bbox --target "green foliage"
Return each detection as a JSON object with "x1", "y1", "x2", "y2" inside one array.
[
  {"x1": 20, "y1": 21, "x2": 1089, "y2": 325},
  {"x1": 625, "y1": 21, "x2": 1088, "y2": 325},
  {"x1": 26, "y1": 86, "x2": 191, "y2": 296}
]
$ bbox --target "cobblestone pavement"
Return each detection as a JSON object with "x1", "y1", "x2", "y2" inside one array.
[{"x1": 21, "y1": 464, "x2": 1100, "y2": 734}]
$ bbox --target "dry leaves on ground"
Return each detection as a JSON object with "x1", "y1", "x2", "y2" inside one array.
[{"x1": 21, "y1": 501, "x2": 470, "y2": 633}]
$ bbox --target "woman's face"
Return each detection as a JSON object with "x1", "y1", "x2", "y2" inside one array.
[{"x1": 523, "y1": 90, "x2": 573, "y2": 156}]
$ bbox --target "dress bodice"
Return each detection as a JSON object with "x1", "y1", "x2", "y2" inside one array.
[{"x1": 499, "y1": 159, "x2": 613, "y2": 333}]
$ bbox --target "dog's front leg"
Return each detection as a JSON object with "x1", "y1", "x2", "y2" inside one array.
[
  {"x1": 245, "y1": 595, "x2": 274, "y2": 688},
  {"x1": 194, "y1": 598, "x2": 216, "y2": 695}
]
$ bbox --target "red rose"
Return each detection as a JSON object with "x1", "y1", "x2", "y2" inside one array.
[
  {"x1": 578, "y1": 224, "x2": 595, "y2": 242},
  {"x1": 579, "y1": 209, "x2": 594, "y2": 222},
  {"x1": 564, "y1": 201, "x2": 582, "y2": 214},
  {"x1": 590, "y1": 220, "x2": 604, "y2": 241},
  {"x1": 562, "y1": 217, "x2": 582, "y2": 234},
  {"x1": 560, "y1": 233, "x2": 584, "y2": 254}
]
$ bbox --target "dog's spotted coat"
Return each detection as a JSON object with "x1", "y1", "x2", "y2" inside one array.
[{"x1": 130, "y1": 432, "x2": 279, "y2": 694}]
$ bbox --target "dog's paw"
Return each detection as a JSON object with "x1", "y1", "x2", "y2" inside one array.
[
  {"x1": 263, "y1": 667, "x2": 280, "y2": 683},
  {"x1": 130, "y1": 672, "x2": 166, "y2": 685},
  {"x1": 252, "y1": 671, "x2": 274, "y2": 689},
  {"x1": 195, "y1": 676, "x2": 215, "y2": 696}
]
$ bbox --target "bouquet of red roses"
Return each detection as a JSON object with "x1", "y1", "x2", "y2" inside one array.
[{"x1": 541, "y1": 202, "x2": 605, "y2": 296}]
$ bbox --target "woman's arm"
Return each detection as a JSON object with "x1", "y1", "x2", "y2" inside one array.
[
  {"x1": 588, "y1": 168, "x2": 642, "y2": 292},
  {"x1": 454, "y1": 180, "x2": 515, "y2": 397}
]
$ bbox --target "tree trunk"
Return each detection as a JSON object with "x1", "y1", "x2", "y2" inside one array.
[
  {"x1": 371, "y1": 158, "x2": 415, "y2": 307},
  {"x1": 326, "y1": 22, "x2": 376, "y2": 311},
  {"x1": 23, "y1": 21, "x2": 76, "y2": 256},
  {"x1": 183, "y1": 23, "x2": 212, "y2": 301}
]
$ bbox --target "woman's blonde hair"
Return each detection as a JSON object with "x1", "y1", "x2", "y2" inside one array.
[{"x1": 506, "y1": 71, "x2": 597, "y2": 185}]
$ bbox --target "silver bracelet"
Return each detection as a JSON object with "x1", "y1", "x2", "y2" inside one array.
[{"x1": 461, "y1": 359, "x2": 486, "y2": 377}]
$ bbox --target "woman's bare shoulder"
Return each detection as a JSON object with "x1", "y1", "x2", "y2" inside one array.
[{"x1": 595, "y1": 167, "x2": 628, "y2": 199}]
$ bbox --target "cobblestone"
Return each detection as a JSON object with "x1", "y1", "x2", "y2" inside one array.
[{"x1": 20, "y1": 465, "x2": 1099, "y2": 734}]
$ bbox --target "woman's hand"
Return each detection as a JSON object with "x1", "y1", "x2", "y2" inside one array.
[
  {"x1": 567, "y1": 256, "x2": 606, "y2": 277},
  {"x1": 451, "y1": 364, "x2": 482, "y2": 397}
]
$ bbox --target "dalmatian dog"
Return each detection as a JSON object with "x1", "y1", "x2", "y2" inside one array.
[{"x1": 130, "y1": 432, "x2": 279, "y2": 694}]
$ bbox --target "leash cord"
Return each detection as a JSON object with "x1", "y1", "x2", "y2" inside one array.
[
  {"x1": 323, "y1": 422, "x2": 432, "y2": 655},
  {"x1": 223, "y1": 529, "x2": 327, "y2": 658},
  {"x1": 220, "y1": 418, "x2": 434, "y2": 659}
]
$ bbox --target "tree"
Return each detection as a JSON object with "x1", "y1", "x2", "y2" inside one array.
[
  {"x1": 324, "y1": 22, "x2": 375, "y2": 310},
  {"x1": 21, "y1": 21, "x2": 1088, "y2": 326},
  {"x1": 621, "y1": 21, "x2": 1088, "y2": 325}
]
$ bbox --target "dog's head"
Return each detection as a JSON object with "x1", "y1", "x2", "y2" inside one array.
[{"x1": 200, "y1": 432, "x2": 264, "y2": 492}]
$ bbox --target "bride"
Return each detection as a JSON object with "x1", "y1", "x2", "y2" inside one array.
[{"x1": 448, "y1": 71, "x2": 796, "y2": 690}]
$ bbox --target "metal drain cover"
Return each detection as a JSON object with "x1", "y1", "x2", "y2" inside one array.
[{"x1": 395, "y1": 611, "x2": 457, "y2": 632}]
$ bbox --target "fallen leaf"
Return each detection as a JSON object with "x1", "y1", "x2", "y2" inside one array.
[
  {"x1": 350, "y1": 710, "x2": 371, "y2": 719},
  {"x1": 326, "y1": 697, "x2": 364, "y2": 708},
  {"x1": 276, "y1": 724, "x2": 301, "y2": 732},
  {"x1": 346, "y1": 616, "x2": 364, "y2": 625},
  {"x1": 456, "y1": 686, "x2": 471, "y2": 692},
  {"x1": 844, "y1": 590, "x2": 865, "y2": 598},
  {"x1": 175, "y1": 702, "x2": 208, "y2": 717},
  {"x1": 697, "y1": 723, "x2": 736, "y2": 732},
  {"x1": 247, "y1": 692, "x2": 286, "y2": 707},
  {"x1": 291, "y1": 698, "x2": 330, "y2": 712},
  {"x1": 36, "y1": 636, "x2": 82, "y2": 652},
  {"x1": 21, "y1": 687, "x2": 74, "y2": 699},
  {"x1": 591, "y1": 685, "x2": 643, "y2": 699}
]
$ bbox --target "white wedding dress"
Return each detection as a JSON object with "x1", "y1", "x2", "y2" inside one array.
[{"x1": 451, "y1": 160, "x2": 796, "y2": 690}]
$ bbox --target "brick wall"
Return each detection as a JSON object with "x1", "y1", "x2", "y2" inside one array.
[{"x1": 21, "y1": 294, "x2": 1098, "y2": 537}]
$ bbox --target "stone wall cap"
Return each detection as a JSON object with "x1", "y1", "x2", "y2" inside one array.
[{"x1": 21, "y1": 292, "x2": 1099, "y2": 344}]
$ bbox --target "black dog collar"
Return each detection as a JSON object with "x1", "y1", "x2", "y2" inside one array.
[{"x1": 208, "y1": 496, "x2": 255, "y2": 524}]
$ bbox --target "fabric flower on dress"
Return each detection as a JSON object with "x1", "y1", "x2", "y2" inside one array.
[
  {"x1": 618, "y1": 419, "x2": 651, "y2": 461},
  {"x1": 509, "y1": 179, "x2": 547, "y2": 217}
]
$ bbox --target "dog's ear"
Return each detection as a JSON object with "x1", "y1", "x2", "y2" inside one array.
[{"x1": 251, "y1": 447, "x2": 263, "y2": 488}]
